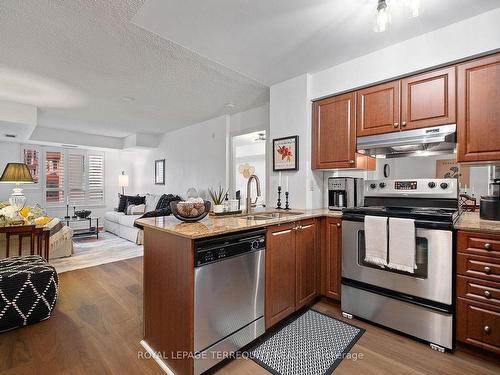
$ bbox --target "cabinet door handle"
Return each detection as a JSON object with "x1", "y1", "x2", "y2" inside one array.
[
  {"x1": 336, "y1": 223, "x2": 341, "y2": 228},
  {"x1": 401, "y1": 121, "x2": 407, "y2": 127},
  {"x1": 393, "y1": 122, "x2": 399, "y2": 128},
  {"x1": 349, "y1": 160, "x2": 355, "y2": 164},
  {"x1": 484, "y1": 266, "x2": 492, "y2": 274},
  {"x1": 484, "y1": 290, "x2": 491, "y2": 298},
  {"x1": 484, "y1": 326, "x2": 491, "y2": 334},
  {"x1": 484, "y1": 243, "x2": 492, "y2": 250}
]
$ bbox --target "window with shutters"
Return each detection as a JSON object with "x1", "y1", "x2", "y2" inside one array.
[
  {"x1": 45, "y1": 150, "x2": 65, "y2": 204},
  {"x1": 41, "y1": 147, "x2": 105, "y2": 206},
  {"x1": 88, "y1": 154, "x2": 105, "y2": 203}
]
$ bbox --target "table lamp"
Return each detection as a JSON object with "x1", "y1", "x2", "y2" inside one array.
[
  {"x1": 118, "y1": 171, "x2": 129, "y2": 195},
  {"x1": 0, "y1": 163, "x2": 34, "y2": 210}
]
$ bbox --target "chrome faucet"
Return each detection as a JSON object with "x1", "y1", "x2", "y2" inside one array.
[{"x1": 246, "y1": 174, "x2": 262, "y2": 214}]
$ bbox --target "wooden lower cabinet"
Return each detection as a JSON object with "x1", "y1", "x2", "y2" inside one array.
[
  {"x1": 265, "y1": 222, "x2": 297, "y2": 329},
  {"x1": 322, "y1": 217, "x2": 342, "y2": 301},
  {"x1": 295, "y1": 219, "x2": 320, "y2": 309},
  {"x1": 457, "y1": 230, "x2": 500, "y2": 355},
  {"x1": 265, "y1": 219, "x2": 319, "y2": 329}
]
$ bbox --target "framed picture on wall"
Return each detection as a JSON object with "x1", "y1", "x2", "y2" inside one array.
[
  {"x1": 273, "y1": 136, "x2": 299, "y2": 171},
  {"x1": 155, "y1": 159, "x2": 165, "y2": 185}
]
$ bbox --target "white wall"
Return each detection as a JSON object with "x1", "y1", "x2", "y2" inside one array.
[
  {"x1": 124, "y1": 115, "x2": 229, "y2": 200},
  {"x1": 311, "y1": 8, "x2": 500, "y2": 99},
  {"x1": 269, "y1": 74, "x2": 323, "y2": 210}
]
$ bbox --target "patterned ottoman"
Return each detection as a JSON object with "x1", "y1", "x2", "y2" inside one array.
[{"x1": 0, "y1": 255, "x2": 59, "y2": 332}]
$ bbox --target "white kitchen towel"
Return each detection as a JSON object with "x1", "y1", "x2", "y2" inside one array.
[
  {"x1": 388, "y1": 217, "x2": 417, "y2": 273},
  {"x1": 364, "y1": 216, "x2": 388, "y2": 266}
]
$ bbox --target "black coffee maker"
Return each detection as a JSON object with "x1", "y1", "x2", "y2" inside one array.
[{"x1": 480, "y1": 166, "x2": 500, "y2": 221}]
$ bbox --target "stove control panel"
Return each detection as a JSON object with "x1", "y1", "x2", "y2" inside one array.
[
  {"x1": 394, "y1": 181, "x2": 417, "y2": 190},
  {"x1": 365, "y1": 179, "x2": 458, "y2": 199}
]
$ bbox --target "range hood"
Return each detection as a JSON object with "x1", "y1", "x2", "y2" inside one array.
[{"x1": 357, "y1": 124, "x2": 456, "y2": 158}]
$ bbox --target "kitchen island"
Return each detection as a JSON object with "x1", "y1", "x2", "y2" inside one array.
[{"x1": 136, "y1": 209, "x2": 341, "y2": 375}]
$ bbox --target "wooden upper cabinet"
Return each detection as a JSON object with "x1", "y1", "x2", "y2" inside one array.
[
  {"x1": 295, "y1": 219, "x2": 319, "y2": 309},
  {"x1": 312, "y1": 93, "x2": 356, "y2": 169},
  {"x1": 265, "y1": 223, "x2": 296, "y2": 329},
  {"x1": 457, "y1": 53, "x2": 500, "y2": 162},
  {"x1": 401, "y1": 66, "x2": 456, "y2": 131},
  {"x1": 356, "y1": 81, "x2": 400, "y2": 136}
]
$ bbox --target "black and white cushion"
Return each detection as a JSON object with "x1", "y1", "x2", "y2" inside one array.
[{"x1": 0, "y1": 255, "x2": 59, "y2": 332}]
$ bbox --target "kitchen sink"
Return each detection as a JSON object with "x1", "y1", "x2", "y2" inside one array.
[{"x1": 245, "y1": 211, "x2": 304, "y2": 221}]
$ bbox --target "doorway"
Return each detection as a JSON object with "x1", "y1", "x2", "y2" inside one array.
[{"x1": 231, "y1": 130, "x2": 266, "y2": 210}]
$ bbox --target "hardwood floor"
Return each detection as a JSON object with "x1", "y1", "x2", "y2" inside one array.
[{"x1": 1, "y1": 257, "x2": 499, "y2": 375}]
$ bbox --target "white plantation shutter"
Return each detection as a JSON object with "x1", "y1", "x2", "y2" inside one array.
[
  {"x1": 88, "y1": 154, "x2": 104, "y2": 203},
  {"x1": 42, "y1": 147, "x2": 105, "y2": 206},
  {"x1": 68, "y1": 152, "x2": 86, "y2": 203},
  {"x1": 45, "y1": 150, "x2": 65, "y2": 204}
]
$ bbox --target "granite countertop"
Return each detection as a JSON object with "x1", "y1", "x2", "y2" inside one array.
[
  {"x1": 454, "y1": 211, "x2": 500, "y2": 235},
  {"x1": 136, "y1": 208, "x2": 342, "y2": 240}
]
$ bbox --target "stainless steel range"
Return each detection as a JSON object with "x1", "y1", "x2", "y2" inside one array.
[{"x1": 341, "y1": 178, "x2": 459, "y2": 352}]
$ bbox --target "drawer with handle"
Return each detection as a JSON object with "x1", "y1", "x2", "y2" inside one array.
[
  {"x1": 457, "y1": 231, "x2": 500, "y2": 258},
  {"x1": 457, "y1": 297, "x2": 500, "y2": 354},
  {"x1": 457, "y1": 253, "x2": 500, "y2": 283},
  {"x1": 457, "y1": 275, "x2": 500, "y2": 308}
]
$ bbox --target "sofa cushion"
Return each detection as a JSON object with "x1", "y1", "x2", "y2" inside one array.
[
  {"x1": 118, "y1": 214, "x2": 142, "y2": 228},
  {"x1": 104, "y1": 211, "x2": 124, "y2": 223}
]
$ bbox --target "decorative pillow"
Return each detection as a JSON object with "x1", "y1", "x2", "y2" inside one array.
[
  {"x1": 118, "y1": 194, "x2": 145, "y2": 212},
  {"x1": 126, "y1": 204, "x2": 146, "y2": 215},
  {"x1": 117, "y1": 194, "x2": 128, "y2": 212},
  {"x1": 144, "y1": 193, "x2": 157, "y2": 212}
]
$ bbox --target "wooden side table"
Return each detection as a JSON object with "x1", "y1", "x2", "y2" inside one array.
[{"x1": 0, "y1": 225, "x2": 50, "y2": 261}]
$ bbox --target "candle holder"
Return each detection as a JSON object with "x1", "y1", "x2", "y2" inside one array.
[
  {"x1": 72, "y1": 206, "x2": 78, "y2": 219},
  {"x1": 64, "y1": 204, "x2": 70, "y2": 219},
  {"x1": 284, "y1": 191, "x2": 290, "y2": 210},
  {"x1": 276, "y1": 186, "x2": 282, "y2": 209}
]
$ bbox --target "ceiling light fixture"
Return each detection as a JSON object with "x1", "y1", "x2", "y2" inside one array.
[
  {"x1": 374, "y1": 0, "x2": 391, "y2": 33},
  {"x1": 374, "y1": 0, "x2": 422, "y2": 33},
  {"x1": 121, "y1": 96, "x2": 135, "y2": 102}
]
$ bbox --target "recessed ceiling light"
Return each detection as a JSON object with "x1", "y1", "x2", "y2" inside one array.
[
  {"x1": 224, "y1": 102, "x2": 235, "y2": 108},
  {"x1": 121, "y1": 96, "x2": 136, "y2": 102}
]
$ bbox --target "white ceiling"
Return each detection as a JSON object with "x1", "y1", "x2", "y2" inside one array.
[
  {"x1": 133, "y1": 0, "x2": 500, "y2": 85},
  {"x1": 0, "y1": 0, "x2": 268, "y2": 138}
]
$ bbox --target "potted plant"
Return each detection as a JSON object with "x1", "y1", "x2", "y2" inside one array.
[{"x1": 208, "y1": 186, "x2": 227, "y2": 213}]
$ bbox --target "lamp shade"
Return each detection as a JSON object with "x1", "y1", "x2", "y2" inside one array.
[
  {"x1": 0, "y1": 163, "x2": 34, "y2": 184},
  {"x1": 118, "y1": 174, "x2": 129, "y2": 187}
]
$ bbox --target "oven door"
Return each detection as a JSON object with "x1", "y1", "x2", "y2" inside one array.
[{"x1": 342, "y1": 220, "x2": 452, "y2": 305}]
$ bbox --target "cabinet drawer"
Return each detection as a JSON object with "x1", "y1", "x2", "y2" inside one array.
[
  {"x1": 457, "y1": 298, "x2": 500, "y2": 354},
  {"x1": 457, "y1": 231, "x2": 500, "y2": 259},
  {"x1": 457, "y1": 275, "x2": 500, "y2": 308},
  {"x1": 457, "y1": 253, "x2": 500, "y2": 283}
]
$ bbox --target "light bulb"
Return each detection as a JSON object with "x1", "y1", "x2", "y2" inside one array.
[
  {"x1": 374, "y1": 1, "x2": 391, "y2": 33},
  {"x1": 406, "y1": 0, "x2": 421, "y2": 18}
]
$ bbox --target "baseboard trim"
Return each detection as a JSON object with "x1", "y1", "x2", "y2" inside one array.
[{"x1": 139, "y1": 340, "x2": 176, "y2": 375}]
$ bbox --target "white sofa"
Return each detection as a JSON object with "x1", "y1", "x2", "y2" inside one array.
[{"x1": 104, "y1": 211, "x2": 143, "y2": 245}]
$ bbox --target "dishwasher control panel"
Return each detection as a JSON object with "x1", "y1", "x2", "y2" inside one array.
[{"x1": 194, "y1": 229, "x2": 266, "y2": 266}]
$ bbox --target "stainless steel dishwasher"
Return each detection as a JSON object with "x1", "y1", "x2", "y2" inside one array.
[{"x1": 194, "y1": 229, "x2": 266, "y2": 375}]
